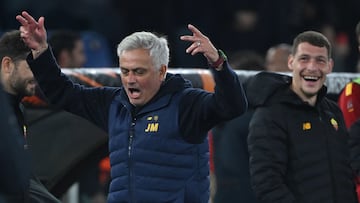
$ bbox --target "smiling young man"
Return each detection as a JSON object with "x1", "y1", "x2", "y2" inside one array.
[{"x1": 246, "y1": 31, "x2": 358, "y2": 202}]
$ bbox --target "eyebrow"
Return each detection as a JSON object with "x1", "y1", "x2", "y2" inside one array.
[{"x1": 120, "y1": 67, "x2": 146, "y2": 70}]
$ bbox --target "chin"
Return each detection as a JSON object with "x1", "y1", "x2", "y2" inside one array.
[
  {"x1": 130, "y1": 100, "x2": 141, "y2": 107},
  {"x1": 25, "y1": 92, "x2": 36, "y2": 97},
  {"x1": 303, "y1": 89, "x2": 319, "y2": 97},
  {"x1": 27, "y1": 88, "x2": 36, "y2": 96}
]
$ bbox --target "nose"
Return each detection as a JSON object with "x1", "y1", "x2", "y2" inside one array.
[
  {"x1": 127, "y1": 72, "x2": 136, "y2": 83},
  {"x1": 307, "y1": 59, "x2": 318, "y2": 70}
]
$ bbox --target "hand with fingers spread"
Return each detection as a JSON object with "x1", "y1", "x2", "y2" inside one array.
[
  {"x1": 180, "y1": 24, "x2": 224, "y2": 69},
  {"x1": 16, "y1": 11, "x2": 48, "y2": 58}
]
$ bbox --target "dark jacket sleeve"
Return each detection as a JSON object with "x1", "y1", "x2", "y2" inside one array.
[
  {"x1": 248, "y1": 107, "x2": 296, "y2": 203},
  {"x1": 0, "y1": 89, "x2": 30, "y2": 194},
  {"x1": 179, "y1": 62, "x2": 248, "y2": 143},
  {"x1": 26, "y1": 47, "x2": 117, "y2": 131}
]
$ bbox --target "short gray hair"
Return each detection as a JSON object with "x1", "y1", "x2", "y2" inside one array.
[{"x1": 117, "y1": 31, "x2": 169, "y2": 70}]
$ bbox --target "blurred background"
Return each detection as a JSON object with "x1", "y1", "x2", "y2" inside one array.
[
  {"x1": 2, "y1": 1, "x2": 360, "y2": 203},
  {"x1": 1, "y1": 0, "x2": 360, "y2": 71}
]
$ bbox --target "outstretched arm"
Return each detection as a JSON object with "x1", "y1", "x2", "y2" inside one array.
[
  {"x1": 16, "y1": 11, "x2": 114, "y2": 131},
  {"x1": 178, "y1": 24, "x2": 247, "y2": 143}
]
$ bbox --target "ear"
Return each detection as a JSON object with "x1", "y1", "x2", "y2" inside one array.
[
  {"x1": 159, "y1": 65, "x2": 167, "y2": 81},
  {"x1": 1, "y1": 56, "x2": 13, "y2": 73},
  {"x1": 327, "y1": 58, "x2": 334, "y2": 74},
  {"x1": 287, "y1": 54, "x2": 294, "y2": 71}
]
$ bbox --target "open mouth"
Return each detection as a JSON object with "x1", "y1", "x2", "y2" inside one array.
[
  {"x1": 129, "y1": 88, "x2": 140, "y2": 94},
  {"x1": 128, "y1": 88, "x2": 141, "y2": 98},
  {"x1": 303, "y1": 75, "x2": 320, "y2": 82}
]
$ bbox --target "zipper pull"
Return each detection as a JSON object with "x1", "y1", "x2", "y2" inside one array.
[{"x1": 23, "y1": 125, "x2": 27, "y2": 138}]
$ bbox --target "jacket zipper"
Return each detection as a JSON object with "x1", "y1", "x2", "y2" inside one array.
[{"x1": 128, "y1": 118, "x2": 136, "y2": 202}]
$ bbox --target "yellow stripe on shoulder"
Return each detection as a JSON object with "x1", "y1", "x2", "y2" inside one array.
[{"x1": 345, "y1": 82, "x2": 353, "y2": 96}]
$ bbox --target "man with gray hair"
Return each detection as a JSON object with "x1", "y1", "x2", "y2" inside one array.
[{"x1": 17, "y1": 11, "x2": 247, "y2": 202}]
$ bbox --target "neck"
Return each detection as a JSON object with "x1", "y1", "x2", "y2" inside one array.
[{"x1": 290, "y1": 84, "x2": 317, "y2": 106}]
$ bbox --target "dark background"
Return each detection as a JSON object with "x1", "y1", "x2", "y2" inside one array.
[{"x1": 1, "y1": 0, "x2": 360, "y2": 70}]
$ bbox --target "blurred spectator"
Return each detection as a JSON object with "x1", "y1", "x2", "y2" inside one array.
[
  {"x1": 228, "y1": 50, "x2": 264, "y2": 71},
  {"x1": 333, "y1": 32, "x2": 351, "y2": 72},
  {"x1": 0, "y1": 30, "x2": 60, "y2": 202},
  {"x1": 0, "y1": 87, "x2": 31, "y2": 198},
  {"x1": 265, "y1": 43, "x2": 292, "y2": 72},
  {"x1": 211, "y1": 109, "x2": 258, "y2": 203},
  {"x1": 210, "y1": 48, "x2": 263, "y2": 203},
  {"x1": 338, "y1": 20, "x2": 360, "y2": 128},
  {"x1": 49, "y1": 30, "x2": 108, "y2": 202},
  {"x1": 80, "y1": 31, "x2": 114, "y2": 67},
  {"x1": 216, "y1": 0, "x2": 296, "y2": 56},
  {"x1": 48, "y1": 30, "x2": 86, "y2": 68},
  {"x1": 217, "y1": 5, "x2": 269, "y2": 55},
  {"x1": 338, "y1": 20, "x2": 360, "y2": 202},
  {"x1": 319, "y1": 24, "x2": 350, "y2": 72}
]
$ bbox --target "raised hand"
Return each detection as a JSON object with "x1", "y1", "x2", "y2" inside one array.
[
  {"x1": 16, "y1": 11, "x2": 48, "y2": 57},
  {"x1": 180, "y1": 24, "x2": 219, "y2": 64}
]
